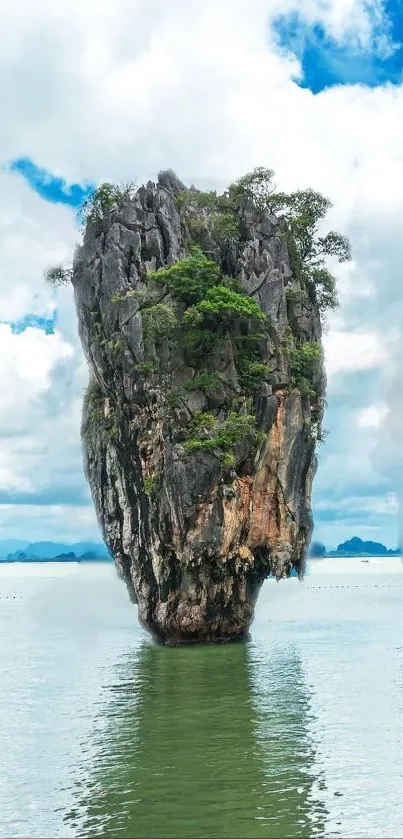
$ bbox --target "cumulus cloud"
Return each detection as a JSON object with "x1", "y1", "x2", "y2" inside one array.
[
  {"x1": 358, "y1": 404, "x2": 389, "y2": 430},
  {"x1": 0, "y1": 0, "x2": 402, "y2": 544},
  {"x1": 0, "y1": 322, "x2": 88, "y2": 503},
  {"x1": 0, "y1": 325, "x2": 72, "y2": 414},
  {"x1": 324, "y1": 330, "x2": 389, "y2": 378},
  {"x1": 0, "y1": 171, "x2": 76, "y2": 320},
  {"x1": 0, "y1": 170, "x2": 89, "y2": 537}
]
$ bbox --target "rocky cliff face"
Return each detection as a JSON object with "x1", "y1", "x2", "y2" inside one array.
[{"x1": 72, "y1": 170, "x2": 325, "y2": 644}]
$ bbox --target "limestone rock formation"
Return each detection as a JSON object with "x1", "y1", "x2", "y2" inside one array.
[{"x1": 72, "y1": 170, "x2": 326, "y2": 644}]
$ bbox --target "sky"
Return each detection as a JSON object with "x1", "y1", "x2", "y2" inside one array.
[{"x1": 0, "y1": 0, "x2": 403, "y2": 549}]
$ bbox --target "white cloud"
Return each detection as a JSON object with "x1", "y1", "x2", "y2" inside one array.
[
  {"x1": 0, "y1": 321, "x2": 88, "y2": 512},
  {"x1": 0, "y1": 0, "x2": 402, "y2": 541},
  {"x1": 0, "y1": 504, "x2": 98, "y2": 542},
  {"x1": 0, "y1": 164, "x2": 91, "y2": 539},
  {"x1": 324, "y1": 329, "x2": 388, "y2": 377},
  {"x1": 333, "y1": 260, "x2": 376, "y2": 304},
  {"x1": 315, "y1": 492, "x2": 398, "y2": 517},
  {"x1": 0, "y1": 324, "x2": 72, "y2": 416},
  {"x1": 0, "y1": 170, "x2": 77, "y2": 320},
  {"x1": 0, "y1": 0, "x2": 399, "y2": 188},
  {"x1": 358, "y1": 404, "x2": 389, "y2": 429}
]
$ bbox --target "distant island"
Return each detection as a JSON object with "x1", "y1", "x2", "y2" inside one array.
[
  {"x1": 309, "y1": 536, "x2": 401, "y2": 558},
  {"x1": 1, "y1": 535, "x2": 400, "y2": 564},
  {"x1": 0, "y1": 540, "x2": 112, "y2": 563}
]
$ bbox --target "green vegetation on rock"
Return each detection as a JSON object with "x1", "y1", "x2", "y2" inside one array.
[
  {"x1": 228, "y1": 166, "x2": 276, "y2": 213},
  {"x1": 285, "y1": 286, "x2": 306, "y2": 304},
  {"x1": 237, "y1": 358, "x2": 271, "y2": 393},
  {"x1": 134, "y1": 361, "x2": 158, "y2": 375},
  {"x1": 144, "y1": 473, "x2": 160, "y2": 500},
  {"x1": 176, "y1": 190, "x2": 221, "y2": 212},
  {"x1": 181, "y1": 285, "x2": 266, "y2": 351},
  {"x1": 210, "y1": 212, "x2": 240, "y2": 243},
  {"x1": 59, "y1": 168, "x2": 345, "y2": 472},
  {"x1": 267, "y1": 187, "x2": 350, "y2": 313},
  {"x1": 183, "y1": 411, "x2": 258, "y2": 457},
  {"x1": 175, "y1": 187, "x2": 240, "y2": 247},
  {"x1": 141, "y1": 304, "x2": 178, "y2": 343},
  {"x1": 82, "y1": 379, "x2": 104, "y2": 437},
  {"x1": 184, "y1": 373, "x2": 222, "y2": 392},
  {"x1": 45, "y1": 167, "x2": 349, "y2": 326},
  {"x1": 145, "y1": 248, "x2": 270, "y2": 429},
  {"x1": 196, "y1": 286, "x2": 266, "y2": 324},
  {"x1": 172, "y1": 167, "x2": 350, "y2": 317},
  {"x1": 78, "y1": 182, "x2": 136, "y2": 228},
  {"x1": 82, "y1": 379, "x2": 120, "y2": 443},
  {"x1": 227, "y1": 167, "x2": 350, "y2": 314},
  {"x1": 289, "y1": 342, "x2": 322, "y2": 396},
  {"x1": 149, "y1": 247, "x2": 221, "y2": 304}
]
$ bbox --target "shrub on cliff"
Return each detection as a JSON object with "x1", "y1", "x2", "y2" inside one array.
[
  {"x1": 78, "y1": 182, "x2": 136, "y2": 227},
  {"x1": 141, "y1": 304, "x2": 178, "y2": 343},
  {"x1": 184, "y1": 373, "x2": 222, "y2": 392},
  {"x1": 148, "y1": 249, "x2": 269, "y2": 390},
  {"x1": 182, "y1": 285, "x2": 266, "y2": 339},
  {"x1": 235, "y1": 173, "x2": 350, "y2": 312},
  {"x1": 44, "y1": 265, "x2": 73, "y2": 286},
  {"x1": 176, "y1": 168, "x2": 351, "y2": 315},
  {"x1": 175, "y1": 187, "x2": 240, "y2": 246},
  {"x1": 237, "y1": 358, "x2": 271, "y2": 393},
  {"x1": 289, "y1": 341, "x2": 322, "y2": 396},
  {"x1": 228, "y1": 166, "x2": 276, "y2": 213},
  {"x1": 149, "y1": 247, "x2": 221, "y2": 304},
  {"x1": 268, "y1": 188, "x2": 350, "y2": 312},
  {"x1": 210, "y1": 212, "x2": 240, "y2": 243},
  {"x1": 183, "y1": 411, "x2": 258, "y2": 457},
  {"x1": 308, "y1": 267, "x2": 339, "y2": 312},
  {"x1": 197, "y1": 286, "x2": 266, "y2": 323}
]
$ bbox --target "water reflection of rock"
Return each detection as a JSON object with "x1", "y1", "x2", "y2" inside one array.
[
  {"x1": 247, "y1": 641, "x2": 327, "y2": 837},
  {"x1": 65, "y1": 642, "x2": 327, "y2": 838}
]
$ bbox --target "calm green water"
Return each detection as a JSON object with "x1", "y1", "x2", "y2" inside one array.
[{"x1": 1, "y1": 561, "x2": 403, "y2": 838}]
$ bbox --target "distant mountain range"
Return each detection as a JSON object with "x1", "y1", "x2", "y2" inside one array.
[
  {"x1": 310, "y1": 536, "x2": 401, "y2": 558},
  {"x1": 1, "y1": 535, "x2": 401, "y2": 563},
  {"x1": 0, "y1": 540, "x2": 111, "y2": 562}
]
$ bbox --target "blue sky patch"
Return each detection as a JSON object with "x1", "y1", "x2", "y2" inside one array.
[
  {"x1": 9, "y1": 313, "x2": 56, "y2": 335},
  {"x1": 272, "y1": 2, "x2": 403, "y2": 93},
  {"x1": 0, "y1": 485, "x2": 90, "y2": 506},
  {"x1": 8, "y1": 158, "x2": 94, "y2": 208}
]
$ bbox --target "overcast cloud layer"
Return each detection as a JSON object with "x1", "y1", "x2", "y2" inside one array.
[{"x1": 0, "y1": 0, "x2": 402, "y2": 548}]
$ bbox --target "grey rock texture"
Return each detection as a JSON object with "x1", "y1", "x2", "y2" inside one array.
[{"x1": 73, "y1": 171, "x2": 325, "y2": 644}]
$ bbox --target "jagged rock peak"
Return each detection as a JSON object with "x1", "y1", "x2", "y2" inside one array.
[
  {"x1": 157, "y1": 169, "x2": 187, "y2": 196},
  {"x1": 72, "y1": 172, "x2": 326, "y2": 644}
]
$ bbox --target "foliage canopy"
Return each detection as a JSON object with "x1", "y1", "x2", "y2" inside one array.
[
  {"x1": 141, "y1": 304, "x2": 178, "y2": 343},
  {"x1": 228, "y1": 166, "x2": 276, "y2": 212},
  {"x1": 183, "y1": 412, "x2": 258, "y2": 456},
  {"x1": 290, "y1": 341, "x2": 322, "y2": 396},
  {"x1": 78, "y1": 182, "x2": 136, "y2": 227},
  {"x1": 196, "y1": 285, "x2": 266, "y2": 324},
  {"x1": 149, "y1": 247, "x2": 221, "y2": 304},
  {"x1": 226, "y1": 168, "x2": 351, "y2": 313}
]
